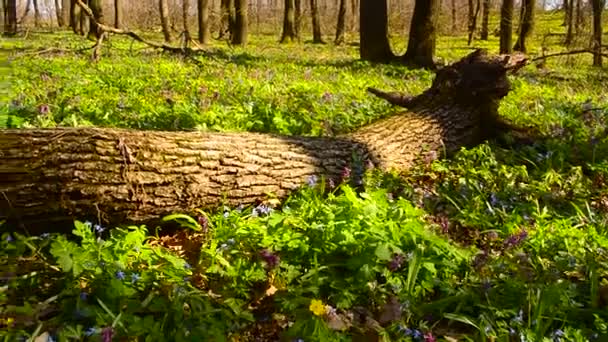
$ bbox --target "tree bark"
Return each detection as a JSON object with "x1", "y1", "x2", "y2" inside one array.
[
  {"x1": 159, "y1": 0, "x2": 172, "y2": 42},
  {"x1": 0, "y1": 50, "x2": 527, "y2": 233},
  {"x1": 565, "y1": 0, "x2": 574, "y2": 45},
  {"x1": 574, "y1": 0, "x2": 582, "y2": 33},
  {"x1": 359, "y1": 0, "x2": 393, "y2": 62},
  {"x1": 335, "y1": 0, "x2": 346, "y2": 45},
  {"x1": 280, "y1": 0, "x2": 297, "y2": 43},
  {"x1": 33, "y1": 0, "x2": 40, "y2": 26},
  {"x1": 467, "y1": 0, "x2": 481, "y2": 45},
  {"x1": 62, "y1": 0, "x2": 70, "y2": 27},
  {"x1": 310, "y1": 0, "x2": 324, "y2": 43},
  {"x1": 79, "y1": 0, "x2": 89, "y2": 36},
  {"x1": 402, "y1": 0, "x2": 438, "y2": 69},
  {"x1": 55, "y1": 0, "x2": 65, "y2": 27},
  {"x1": 294, "y1": 0, "x2": 301, "y2": 37},
  {"x1": 500, "y1": 0, "x2": 513, "y2": 54},
  {"x1": 219, "y1": 0, "x2": 235, "y2": 39},
  {"x1": 114, "y1": 0, "x2": 122, "y2": 29},
  {"x1": 480, "y1": 0, "x2": 490, "y2": 40},
  {"x1": 87, "y1": 0, "x2": 103, "y2": 39},
  {"x1": 591, "y1": 0, "x2": 603, "y2": 67},
  {"x1": 451, "y1": 0, "x2": 457, "y2": 31},
  {"x1": 183, "y1": 0, "x2": 191, "y2": 44},
  {"x1": 197, "y1": 0, "x2": 210, "y2": 44},
  {"x1": 513, "y1": 0, "x2": 535, "y2": 52},
  {"x1": 562, "y1": 0, "x2": 569, "y2": 26},
  {"x1": 4, "y1": 0, "x2": 17, "y2": 35},
  {"x1": 231, "y1": 0, "x2": 247, "y2": 45}
]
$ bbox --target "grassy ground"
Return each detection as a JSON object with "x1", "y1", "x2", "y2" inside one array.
[{"x1": 2, "y1": 13, "x2": 608, "y2": 341}]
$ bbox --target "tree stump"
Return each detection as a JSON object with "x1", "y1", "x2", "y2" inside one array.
[{"x1": 0, "y1": 49, "x2": 527, "y2": 233}]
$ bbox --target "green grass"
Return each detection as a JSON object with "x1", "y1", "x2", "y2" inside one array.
[{"x1": 1, "y1": 15, "x2": 608, "y2": 341}]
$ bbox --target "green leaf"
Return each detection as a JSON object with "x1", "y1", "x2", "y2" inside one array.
[
  {"x1": 374, "y1": 243, "x2": 392, "y2": 261},
  {"x1": 49, "y1": 237, "x2": 77, "y2": 273}
]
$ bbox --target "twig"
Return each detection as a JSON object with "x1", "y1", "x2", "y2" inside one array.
[{"x1": 530, "y1": 49, "x2": 608, "y2": 62}]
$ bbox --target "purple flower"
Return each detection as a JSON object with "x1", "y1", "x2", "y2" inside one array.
[
  {"x1": 6, "y1": 234, "x2": 13, "y2": 242},
  {"x1": 552, "y1": 329, "x2": 565, "y2": 342},
  {"x1": 115, "y1": 270, "x2": 125, "y2": 280},
  {"x1": 388, "y1": 254, "x2": 406, "y2": 271},
  {"x1": 412, "y1": 330, "x2": 423, "y2": 339},
  {"x1": 307, "y1": 175, "x2": 318, "y2": 187},
  {"x1": 101, "y1": 327, "x2": 113, "y2": 342},
  {"x1": 94, "y1": 224, "x2": 105, "y2": 234},
  {"x1": 197, "y1": 216, "x2": 209, "y2": 231},
  {"x1": 503, "y1": 230, "x2": 528, "y2": 248},
  {"x1": 131, "y1": 273, "x2": 141, "y2": 283},
  {"x1": 38, "y1": 104, "x2": 50, "y2": 115},
  {"x1": 424, "y1": 332, "x2": 436, "y2": 342},
  {"x1": 341, "y1": 166, "x2": 351, "y2": 179},
  {"x1": 254, "y1": 204, "x2": 273, "y2": 216},
  {"x1": 260, "y1": 249, "x2": 280, "y2": 269},
  {"x1": 80, "y1": 292, "x2": 88, "y2": 301},
  {"x1": 327, "y1": 178, "x2": 335, "y2": 189},
  {"x1": 321, "y1": 91, "x2": 333, "y2": 102}
]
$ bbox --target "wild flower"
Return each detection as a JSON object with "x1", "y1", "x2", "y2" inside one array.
[
  {"x1": 341, "y1": 166, "x2": 351, "y2": 179},
  {"x1": 223, "y1": 211, "x2": 229, "y2": 218},
  {"x1": 184, "y1": 262, "x2": 192, "y2": 270},
  {"x1": 327, "y1": 178, "x2": 335, "y2": 189},
  {"x1": 512, "y1": 309, "x2": 524, "y2": 325},
  {"x1": 101, "y1": 327, "x2": 113, "y2": 342},
  {"x1": 307, "y1": 174, "x2": 318, "y2": 187},
  {"x1": 6, "y1": 234, "x2": 13, "y2": 242},
  {"x1": 115, "y1": 270, "x2": 125, "y2": 280},
  {"x1": 84, "y1": 327, "x2": 99, "y2": 336},
  {"x1": 388, "y1": 253, "x2": 406, "y2": 271},
  {"x1": 260, "y1": 249, "x2": 280, "y2": 269},
  {"x1": 80, "y1": 292, "x2": 88, "y2": 301},
  {"x1": 40, "y1": 233, "x2": 50, "y2": 239},
  {"x1": 424, "y1": 332, "x2": 436, "y2": 342},
  {"x1": 227, "y1": 238, "x2": 235, "y2": 245},
  {"x1": 131, "y1": 273, "x2": 141, "y2": 284},
  {"x1": 197, "y1": 216, "x2": 209, "y2": 231},
  {"x1": 321, "y1": 91, "x2": 333, "y2": 102},
  {"x1": 552, "y1": 329, "x2": 565, "y2": 342},
  {"x1": 38, "y1": 104, "x2": 50, "y2": 115},
  {"x1": 254, "y1": 204, "x2": 273, "y2": 216},
  {"x1": 309, "y1": 299, "x2": 326, "y2": 316},
  {"x1": 503, "y1": 230, "x2": 528, "y2": 249},
  {"x1": 84, "y1": 221, "x2": 93, "y2": 228},
  {"x1": 94, "y1": 224, "x2": 105, "y2": 234}
]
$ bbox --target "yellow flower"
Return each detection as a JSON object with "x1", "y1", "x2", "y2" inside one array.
[{"x1": 309, "y1": 299, "x2": 326, "y2": 316}]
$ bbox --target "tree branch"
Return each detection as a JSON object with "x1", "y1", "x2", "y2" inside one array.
[{"x1": 531, "y1": 49, "x2": 608, "y2": 62}]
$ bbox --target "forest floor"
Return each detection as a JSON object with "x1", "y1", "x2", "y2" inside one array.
[{"x1": 2, "y1": 11, "x2": 608, "y2": 341}]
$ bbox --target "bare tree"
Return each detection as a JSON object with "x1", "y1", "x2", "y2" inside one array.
[
  {"x1": 467, "y1": 0, "x2": 481, "y2": 44},
  {"x1": 197, "y1": 0, "x2": 210, "y2": 44},
  {"x1": 294, "y1": 0, "x2": 301, "y2": 37},
  {"x1": 565, "y1": 0, "x2": 574, "y2": 44},
  {"x1": 4, "y1": 0, "x2": 17, "y2": 35},
  {"x1": 55, "y1": 0, "x2": 65, "y2": 26},
  {"x1": 500, "y1": 0, "x2": 514, "y2": 53},
  {"x1": 86, "y1": 0, "x2": 103, "y2": 39},
  {"x1": 359, "y1": 0, "x2": 393, "y2": 62},
  {"x1": 335, "y1": 0, "x2": 346, "y2": 45},
  {"x1": 280, "y1": 0, "x2": 297, "y2": 42},
  {"x1": 114, "y1": 0, "x2": 122, "y2": 29},
  {"x1": 513, "y1": 0, "x2": 535, "y2": 52},
  {"x1": 232, "y1": 0, "x2": 247, "y2": 45},
  {"x1": 451, "y1": 0, "x2": 457, "y2": 31},
  {"x1": 310, "y1": 0, "x2": 324, "y2": 43},
  {"x1": 402, "y1": 0, "x2": 439, "y2": 69},
  {"x1": 62, "y1": 0, "x2": 70, "y2": 27},
  {"x1": 159, "y1": 0, "x2": 172, "y2": 42},
  {"x1": 480, "y1": 0, "x2": 490, "y2": 40},
  {"x1": 33, "y1": 0, "x2": 40, "y2": 26},
  {"x1": 591, "y1": 0, "x2": 604, "y2": 66},
  {"x1": 183, "y1": 0, "x2": 191, "y2": 43},
  {"x1": 219, "y1": 0, "x2": 234, "y2": 39}
]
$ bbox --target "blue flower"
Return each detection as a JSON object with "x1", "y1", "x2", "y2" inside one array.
[
  {"x1": 184, "y1": 262, "x2": 192, "y2": 270},
  {"x1": 84, "y1": 327, "x2": 99, "y2": 336},
  {"x1": 552, "y1": 329, "x2": 565, "y2": 342},
  {"x1": 6, "y1": 234, "x2": 13, "y2": 242},
  {"x1": 253, "y1": 204, "x2": 273, "y2": 216},
  {"x1": 84, "y1": 221, "x2": 93, "y2": 228},
  {"x1": 227, "y1": 238, "x2": 235, "y2": 245},
  {"x1": 223, "y1": 211, "x2": 230, "y2": 218},
  {"x1": 115, "y1": 270, "x2": 125, "y2": 280},
  {"x1": 512, "y1": 309, "x2": 524, "y2": 325},
  {"x1": 40, "y1": 233, "x2": 50, "y2": 239},
  {"x1": 80, "y1": 292, "x2": 88, "y2": 301},
  {"x1": 509, "y1": 327, "x2": 517, "y2": 335},
  {"x1": 307, "y1": 175, "x2": 318, "y2": 187},
  {"x1": 131, "y1": 273, "x2": 141, "y2": 283},
  {"x1": 94, "y1": 224, "x2": 105, "y2": 233},
  {"x1": 412, "y1": 329, "x2": 423, "y2": 339}
]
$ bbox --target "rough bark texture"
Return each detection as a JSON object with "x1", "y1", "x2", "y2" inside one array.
[
  {"x1": 480, "y1": 0, "x2": 490, "y2": 40},
  {"x1": 62, "y1": 0, "x2": 70, "y2": 27},
  {"x1": 87, "y1": 0, "x2": 103, "y2": 39},
  {"x1": 591, "y1": 0, "x2": 603, "y2": 66},
  {"x1": 359, "y1": 0, "x2": 393, "y2": 62},
  {"x1": 513, "y1": 0, "x2": 535, "y2": 52},
  {"x1": 33, "y1": 0, "x2": 40, "y2": 26},
  {"x1": 334, "y1": 0, "x2": 346, "y2": 45},
  {"x1": 4, "y1": 0, "x2": 17, "y2": 35},
  {"x1": 1, "y1": 50, "x2": 527, "y2": 233},
  {"x1": 280, "y1": 0, "x2": 297, "y2": 43},
  {"x1": 565, "y1": 0, "x2": 574, "y2": 45},
  {"x1": 500, "y1": 0, "x2": 513, "y2": 54},
  {"x1": 467, "y1": 0, "x2": 481, "y2": 45},
  {"x1": 451, "y1": 0, "x2": 457, "y2": 32},
  {"x1": 55, "y1": 0, "x2": 65, "y2": 27},
  {"x1": 197, "y1": 0, "x2": 210, "y2": 44},
  {"x1": 310, "y1": 0, "x2": 323, "y2": 43},
  {"x1": 159, "y1": 0, "x2": 172, "y2": 42},
  {"x1": 231, "y1": 0, "x2": 247, "y2": 45},
  {"x1": 294, "y1": 0, "x2": 301, "y2": 37},
  {"x1": 402, "y1": 0, "x2": 438, "y2": 69},
  {"x1": 219, "y1": 0, "x2": 234, "y2": 39},
  {"x1": 182, "y1": 0, "x2": 191, "y2": 43}
]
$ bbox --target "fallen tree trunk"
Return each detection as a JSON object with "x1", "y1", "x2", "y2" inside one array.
[{"x1": 1, "y1": 50, "x2": 527, "y2": 233}]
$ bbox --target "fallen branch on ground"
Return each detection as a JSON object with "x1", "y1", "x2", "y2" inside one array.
[{"x1": 531, "y1": 49, "x2": 608, "y2": 62}]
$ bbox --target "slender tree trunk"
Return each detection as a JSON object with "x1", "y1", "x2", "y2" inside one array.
[
  {"x1": 33, "y1": 0, "x2": 40, "y2": 26},
  {"x1": 467, "y1": 0, "x2": 481, "y2": 44},
  {"x1": 61, "y1": 0, "x2": 70, "y2": 27},
  {"x1": 451, "y1": 0, "x2": 457, "y2": 31},
  {"x1": 349, "y1": 0, "x2": 358, "y2": 32},
  {"x1": 513, "y1": 0, "x2": 535, "y2": 52},
  {"x1": 402, "y1": 0, "x2": 438, "y2": 69},
  {"x1": 197, "y1": 0, "x2": 210, "y2": 44},
  {"x1": 0, "y1": 50, "x2": 527, "y2": 233},
  {"x1": 565, "y1": 0, "x2": 574, "y2": 44},
  {"x1": 591, "y1": 0, "x2": 603, "y2": 67},
  {"x1": 4, "y1": 0, "x2": 17, "y2": 35},
  {"x1": 480, "y1": 0, "x2": 490, "y2": 40},
  {"x1": 359, "y1": 0, "x2": 393, "y2": 62},
  {"x1": 183, "y1": 0, "x2": 191, "y2": 44},
  {"x1": 219, "y1": 0, "x2": 235, "y2": 39},
  {"x1": 87, "y1": 0, "x2": 103, "y2": 39},
  {"x1": 159, "y1": 0, "x2": 172, "y2": 42},
  {"x1": 79, "y1": 0, "x2": 89, "y2": 36},
  {"x1": 500, "y1": 0, "x2": 514, "y2": 53},
  {"x1": 294, "y1": 0, "x2": 301, "y2": 37},
  {"x1": 310, "y1": 0, "x2": 323, "y2": 43},
  {"x1": 562, "y1": 0, "x2": 569, "y2": 26},
  {"x1": 280, "y1": 0, "x2": 297, "y2": 42},
  {"x1": 55, "y1": 0, "x2": 65, "y2": 26},
  {"x1": 232, "y1": 0, "x2": 247, "y2": 45},
  {"x1": 575, "y1": 0, "x2": 581, "y2": 33},
  {"x1": 114, "y1": 0, "x2": 122, "y2": 29},
  {"x1": 335, "y1": 0, "x2": 346, "y2": 45}
]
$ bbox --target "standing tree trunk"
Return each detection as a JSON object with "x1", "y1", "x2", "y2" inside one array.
[
  {"x1": 467, "y1": 0, "x2": 481, "y2": 45},
  {"x1": 61, "y1": 0, "x2": 70, "y2": 27},
  {"x1": 197, "y1": 0, "x2": 210, "y2": 44},
  {"x1": 359, "y1": 0, "x2": 393, "y2": 62},
  {"x1": 87, "y1": 0, "x2": 103, "y2": 39},
  {"x1": 55, "y1": 0, "x2": 65, "y2": 26},
  {"x1": 280, "y1": 0, "x2": 297, "y2": 42},
  {"x1": 79, "y1": 0, "x2": 89, "y2": 36},
  {"x1": 182, "y1": 0, "x2": 191, "y2": 45},
  {"x1": 32, "y1": 0, "x2": 40, "y2": 26},
  {"x1": 310, "y1": 0, "x2": 324, "y2": 43},
  {"x1": 562, "y1": 0, "x2": 569, "y2": 25},
  {"x1": 480, "y1": 0, "x2": 490, "y2": 40},
  {"x1": 0, "y1": 50, "x2": 528, "y2": 234},
  {"x1": 513, "y1": 0, "x2": 535, "y2": 52},
  {"x1": 451, "y1": 0, "x2": 457, "y2": 31},
  {"x1": 402, "y1": 0, "x2": 438, "y2": 69},
  {"x1": 591, "y1": 0, "x2": 603, "y2": 67},
  {"x1": 565, "y1": 0, "x2": 574, "y2": 44},
  {"x1": 294, "y1": 0, "x2": 301, "y2": 37},
  {"x1": 499, "y1": 0, "x2": 513, "y2": 53},
  {"x1": 159, "y1": 0, "x2": 172, "y2": 42},
  {"x1": 349, "y1": 0, "x2": 358, "y2": 32},
  {"x1": 232, "y1": 0, "x2": 247, "y2": 45},
  {"x1": 4, "y1": 0, "x2": 17, "y2": 35},
  {"x1": 335, "y1": 0, "x2": 347, "y2": 45},
  {"x1": 574, "y1": 0, "x2": 582, "y2": 33},
  {"x1": 114, "y1": 0, "x2": 122, "y2": 29},
  {"x1": 219, "y1": 0, "x2": 235, "y2": 39}
]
